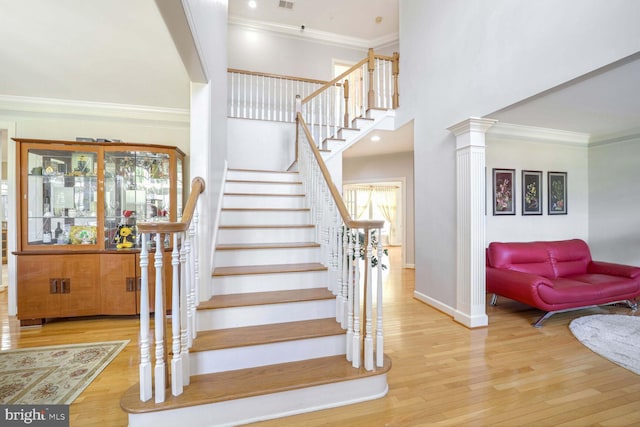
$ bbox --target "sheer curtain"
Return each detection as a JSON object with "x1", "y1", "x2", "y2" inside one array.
[{"x1": 375, "y1": 186, "x2": 398, "y2": 245}]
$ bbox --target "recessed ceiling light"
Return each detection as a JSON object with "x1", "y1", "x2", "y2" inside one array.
[
  {"x1": 371, "y1": 135, "x2": 381, "y2": 142},
  {"x1": 248, "y1": 0, "x2": 257, "y2": 8}
]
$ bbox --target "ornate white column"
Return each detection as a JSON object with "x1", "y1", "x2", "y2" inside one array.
[{"x1": 448, "y1": 117, "x2": 497, "y2": 328}]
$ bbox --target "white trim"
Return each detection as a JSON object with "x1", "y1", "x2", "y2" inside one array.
[
  {"x1": 413, "y1": 290, "x2": 456, "y2": 319},
  {"x1": 405, "y1": 264, "x2": 415, "y2": 269},
  {"x1": 0, "y1": 120, "x2": 17, "y2": 316},
  {"x1": 487, "y1": 122, "x2": 590, "y2": 146},
  {"x1": 228, "y1": 16, "x2": 398, "y2": 51},
  {"x1": 588, "y1": 129, "x2": 640, "y2": 147},
  {"x1": 0, "y1": 95, "x2": 189, "y2": 124},
  {"x1": 208, "y1": 161, "x2": 228, "y2": 301}
]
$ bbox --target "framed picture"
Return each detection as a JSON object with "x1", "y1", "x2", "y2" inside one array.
[
  {"x1": 548, "y1": 171, "x2": 567, "y2": 215},
  {"x1": 522, "y1": 170, "x2": 542, "y2": 215},
  {"x1": 492, "y1": 168, "x2": 515, "y2": 215}
]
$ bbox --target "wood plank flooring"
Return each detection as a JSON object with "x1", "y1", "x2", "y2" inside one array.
[{"x1": 2, "y1": 248, "x2": 640, "y2": 426}]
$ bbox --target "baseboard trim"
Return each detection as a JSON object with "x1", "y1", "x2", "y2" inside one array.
[{"x1": 413, "y1": 290, "x2": 456, "y2": 319}]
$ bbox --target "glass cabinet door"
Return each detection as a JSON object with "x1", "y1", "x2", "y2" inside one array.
[
  {"x1": 104, "y1": 151, "x2": 171, "y2": 249},
  {"x1": 26, "y1": 148, "x2": 99, "y2": 246}
]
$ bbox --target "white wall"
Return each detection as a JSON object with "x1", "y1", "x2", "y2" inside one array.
[
  {"x1": 485, "y1": 137, "x2": 588, "y2": 244},
  {"x1": 228, "y1": 24, "x2": 369, "y2": 80},
  {"x1": 227, "y1": 119, "x2": 295, "y2": 170},
  {"x1": 183, "y1": 0, "x2": 228, "y2": 301},
  {"x1": 589, "y1": 136, "x2": 640, "y2": 265},
  {"x1": 399, "y1": 0, "x2": 640, "y2": 310},
  {"x1": 343, "y1": 151, "x2": 415, "y2": 267}
]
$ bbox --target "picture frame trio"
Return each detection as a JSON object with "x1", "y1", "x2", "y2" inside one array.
[{"x1": 492, "y1": 169, "x2": 567, "y2": 216}]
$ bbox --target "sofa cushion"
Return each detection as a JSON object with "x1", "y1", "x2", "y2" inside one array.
[
  {"x1": 487, "y1": 241, "x2": 555, "y2": 277},
  {"x1": 566, "y1": 274, "x2": 640, "y2": 298},
  {"x1": 547, "y1": 239, "x2": 592, "y2": 277},
  {"x1": 536, "y1": 275, "x2": 639, "y2": 305}
]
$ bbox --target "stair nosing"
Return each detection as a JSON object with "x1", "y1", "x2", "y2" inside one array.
[
  {"x1": 218, "y1": 224, "x2": 314, "y2": 229},
  {"x1": 198, "y1": 288, "x2": 335, "y2": 310},
  {"x1": 121, "y1": 354, "x2": 392, "y2": 414},
  {"x1": 224, "y1": 192, "x2": 305, "y2": 197},
  {"x1": 190, "y1": 317, "x2": 342, "y2": 352},
  {"x1": 212, "y1": 262, "x2": 327, "y2": 277},
  {"x1": 227, "y1": 168, "x2": 299, "y2": 174},
  {"x1": 216, "y1": 242, "x2": 320, "y2": 250}
]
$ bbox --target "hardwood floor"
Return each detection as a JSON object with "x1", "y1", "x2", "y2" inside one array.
[{"x1": 2, "y1": 249, "x2": 640, "y2": 426}]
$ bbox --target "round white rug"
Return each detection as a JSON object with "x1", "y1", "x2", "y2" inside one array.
[{"x1": 569, "y1": 314, "x2": 640, "y2": 375}]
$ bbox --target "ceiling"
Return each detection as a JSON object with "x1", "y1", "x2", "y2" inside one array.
[
  {"x1": 487, "y1": 52, "x2": 640, "y2": 142},
  {"x1": 228, "y1": 0, "x2": 399, "y2": 47}
]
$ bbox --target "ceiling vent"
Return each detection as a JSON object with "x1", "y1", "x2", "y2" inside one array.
[{"x1": 279, "y1": 0, "x2": 294, "y2": 9}]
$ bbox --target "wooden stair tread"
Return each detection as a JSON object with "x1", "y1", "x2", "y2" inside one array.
[
  {"x1": 216, "y1": 242, "x2": 320, "y2": 250},
  {"x1": 198, "y1": 288, "x2": 335, "y2": 310},
  {"x1": 218, "y1": 224, "x2": 314, "y2": 229},
  {"x1": 190, "y1": 317, "x2": 343, "y2": 352},
  {"x1": 228, "y1": 168, "x2": 298, "y2": 174},
  {"x1": 213, "y1": 262, "x2": 327, "y2": 276},
  {"x1": 121, "y1": 354, "x2": 392, "y2": 414}
]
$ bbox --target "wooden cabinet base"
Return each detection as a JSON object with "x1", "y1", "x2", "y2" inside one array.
[{"x1": 16, "y1": 251, "x2": 173, "y2": 325}]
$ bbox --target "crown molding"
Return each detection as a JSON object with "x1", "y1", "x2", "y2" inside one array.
[
  {"x1": 0, "y1": 95, "x2": 189, "y2": 125},
  {"x1": 588, "y1": 127, "x2": 640, "y2": 147},
  {"x1": 487, "y1": 122, "x2": 590, "y2": 146},
  {"x1": 228, "y1": 16, "x2": 399, "y2": 51}
]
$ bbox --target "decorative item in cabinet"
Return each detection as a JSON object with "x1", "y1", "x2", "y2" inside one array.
[{"x1": 13, "y1": 138, "x2": 185, "y2": 325}]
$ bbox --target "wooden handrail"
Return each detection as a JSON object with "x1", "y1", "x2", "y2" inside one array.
[
  {"x1": 302, "y1": 57, "x2": 368, "y2": 105},
  {"x1": 137, "y1": 177, "x2": 206, "y2": 234},
  {"x1": 228, "y1": 68, "x2": 328, "y2": 85},
  {"x1": 297, "y1": 113, "x2": 383, "y2": 231}
]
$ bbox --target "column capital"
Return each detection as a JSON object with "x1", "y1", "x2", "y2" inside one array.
[{"x1": 447, "y1": 117, "x2": 498, "y2": 137}]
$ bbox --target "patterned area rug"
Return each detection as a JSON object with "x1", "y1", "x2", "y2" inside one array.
[
  {"x1": 0, "y1": 340, "x2": 128, "y2": 404},
  {"x1": 569, "y1": 314, "x2": 640, "y2": 375}
]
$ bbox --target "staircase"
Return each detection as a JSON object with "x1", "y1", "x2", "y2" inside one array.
[{"x1": 121, "y1": 168, "x2": 390, "y2": 427}]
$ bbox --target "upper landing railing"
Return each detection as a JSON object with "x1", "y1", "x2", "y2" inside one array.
[{"x1": 227, "y1": 49, "x2": 399, "y2": 144}]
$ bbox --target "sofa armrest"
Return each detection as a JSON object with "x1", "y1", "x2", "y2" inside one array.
[
  {"x1": 487, "y1": 267, "x2": 555, "y2": 291},
  {"x1": 587, "y1": 261, "x2": 640, "y2": 279}
]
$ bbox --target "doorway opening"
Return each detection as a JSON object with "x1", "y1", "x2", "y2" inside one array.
[{"x1": 343, "y1": 180, "x2": 405, "y2": 265}]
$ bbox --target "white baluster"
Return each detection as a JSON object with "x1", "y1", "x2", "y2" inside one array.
[
  {"x1": 192, "y1": 210, "x2": 200, "y2": 307},
  {"x1": 179, "y1": 232, "x2": 190, "y2": 386},
  {"x1": 376, "y1": 228, "x2": 385, "y2": 368},
  {"x1": 352, "y1": 231, "x2": 361, "y2": 368},
  {"x1": 345, "y1": 228, "x2": 354, "y2": 361},
  {"x1": 184, "y1": 229, "x2": 194, "y2": 344},
  {"x1": 364, "y1": 229, "x2": 374, "y2": 371},
  {"x1": 171, "y1": 233, "x2": 183, "y2": 396},
  {"x1": 154, "y1": 233, "x2": 166, "y2": 403},
  {"x1": 139, "y1": 233, "x2": 152, "y2": 401}
]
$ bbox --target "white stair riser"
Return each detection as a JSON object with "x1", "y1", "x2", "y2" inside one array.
[
  {"x1": 126, "y1": 375, "x2": 388, "y2": 427},
  {"x1": 220, "y1": 209, "x2": 310, "y2": 226},
  {"x1": 212, "y1": 270, "x2": 327, "y2": 295},
  {"x1": 325, "y1": 139, "x2": 346, "y2": 152},
  {"x1": 217, "y1": 227, "x2": 315, "y2": 244},
  {"x1": 197, "y1": 299, "x2": 335, "y2": 330},
  {"x1": 225, "y1": 181, "x2": 303, "y2": 195},
  {"x1": 189, "y1": 335, "x2": 345, "y2": 375},
  {"x1": 222, "y1": 194, "x2": 307, "y2": 209},
  {"x1": 337, "y1": 128, "x2": 360, "y2": 139},
  {"x1": 227, "y1": 170, "x2": 300, "y2": 182},
  {"x1": 367, "y1": 108, "x2": 389, "y2": 120},
  {"x1": 214, "y1": 247, "x2": 320, "y2": 267},
  {"x1": 352, "y1": 118, "x2": 374, "y2": 130}
]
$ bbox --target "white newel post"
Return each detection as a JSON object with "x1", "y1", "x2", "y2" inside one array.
[{"x1": 448, "y1": 117, "x2": 497, "y2": 328}]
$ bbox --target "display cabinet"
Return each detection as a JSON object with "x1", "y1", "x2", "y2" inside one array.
[{"x1": 14, "y1": 138, "x2": 185, "y2": 326}]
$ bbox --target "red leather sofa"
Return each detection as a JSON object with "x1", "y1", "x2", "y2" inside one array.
[{"x1": 486, "y1": 239, "x2": 640, "y2": 327}]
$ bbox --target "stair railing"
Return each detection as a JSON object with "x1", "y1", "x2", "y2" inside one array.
[
  {"x1": 296, "y1": 112, "x2": 385, "y2": 371},
  {"x1": 228, "y1": 68, "x2": 328, "y2": 122},
  {"x1": 136, "y1": 177, "x2": 205, "y2": 403},
  {"x1": 300, "y1": 48, "x2": 399, "y2": 148}
]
